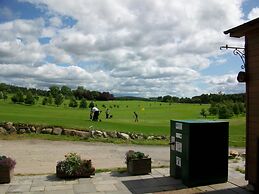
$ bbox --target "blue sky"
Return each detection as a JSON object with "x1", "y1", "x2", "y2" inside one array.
[{"x1": 0, "y1": 0, "x2": 258, "y2": 97}]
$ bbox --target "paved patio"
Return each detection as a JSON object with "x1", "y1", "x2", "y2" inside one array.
[{"x1": 0, "y1": 167, "x2": 252, "y2": 194}]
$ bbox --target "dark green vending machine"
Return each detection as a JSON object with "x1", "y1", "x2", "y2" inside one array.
[{"x1": 170, "y1": 120, "x2": 229, "y2": 187}]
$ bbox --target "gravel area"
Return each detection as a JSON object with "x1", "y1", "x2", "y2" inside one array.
[
  {"x1": 0, "y1": 139, "x2": 169, "y2": 174},
  {"x1": 0, "y1": 139, "x2": 245, "y2": 175}
]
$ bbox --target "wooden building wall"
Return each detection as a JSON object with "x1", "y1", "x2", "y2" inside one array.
[{"x1": 246, "y1": 28, "x2": 259, "y2": 185}]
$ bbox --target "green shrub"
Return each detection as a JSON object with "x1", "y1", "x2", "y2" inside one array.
[
  {"x1": 56, "y1": 153, "x2": 95, "y2": 176},
  {"x1": 79, "y1": 98, "x2": 87, "y2": 108},
  {"x1": 208, "y1": 103, "x2": 219, "y2": 115},
  {"x1": 125, "y1": 150, "x2": 149, "y2": 164},
  {"x1": 54, "y1": 93, "x2": 64, "y2": 106},
  {"x1": 24, "y1": 92, "x2": 35, "y2": 105},
  {"x1": 42, "y1": 97, "x2": 48, "y2": 105},
  {"x1": 11, "y1": 91, "x2": 24, "y2": 103},
  {"x1": 218, "y1": 105, "x2": 233, "y2": 119},
  {"x1": 200, "y1": 108, "x2": 208, "y2": 118},
  {"x1": 69, "y1": 97, "x2": 78, "y2": 108}
]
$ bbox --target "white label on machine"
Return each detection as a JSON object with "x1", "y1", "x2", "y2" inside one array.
[
  {"x1": 176, "y1": 133, "x2": 182, "y2": 139},
  {"x1": 175, "y1": 123, "x2": 182, "y2": 130},
  {"x1": 176, "y1": 156, "x2": 181, "y2": 167},
  {"x1": 170, "y1": 136, "x2": 176, "y2": 150},
  {"x1": 176, "y1": 141, "x2": 182, "y2": 153}
]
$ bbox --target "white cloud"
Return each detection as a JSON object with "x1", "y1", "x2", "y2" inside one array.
[
  {"x1": 206, "y1": 74, "x2": 237, "y2": 85},
  {"x1": 204, "y1": 73, "x2": 245, "y2": 94},
  {"x1": 49, "y1": 16, "x2": 62, "y2": 27},
  {"x1": 0, "y1": 63, "x2": 111, "y2": 90},
  {"x1": 0, "y1": 0, "x2": 247, "y2": 97},
  {"x1": 248, "y1": 7, "x2": 259, "y2": 20},
  {"x1": 0, "y1": 18, "x2": 46, "y2": 65}
]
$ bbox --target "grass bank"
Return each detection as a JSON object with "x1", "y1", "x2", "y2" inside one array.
[{"x1": 0, "y1": 99, "x2": 245, "y2": 147}]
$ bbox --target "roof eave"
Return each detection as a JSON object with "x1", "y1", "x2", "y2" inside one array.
[{"x1": 224, "y1": 17, "x2": 259, "y2": 38}]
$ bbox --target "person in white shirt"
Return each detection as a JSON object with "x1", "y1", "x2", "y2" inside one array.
[{"x1": 92, "y1": 107, "x2": 100, "y2": 121}]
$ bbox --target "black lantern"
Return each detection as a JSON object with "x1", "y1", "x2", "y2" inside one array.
[{"x1": 237, "y1": 71, "x2": 246, "y2": 82}]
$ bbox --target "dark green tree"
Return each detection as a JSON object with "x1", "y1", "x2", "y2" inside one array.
[
  {"x1": 73, "y1": 86, "x2": 85, "y2": 100},
  {"x1": 200, "y1": 108, "x2": 208, "y2": 118},
  {"x1": 162, "y1": 95, "x2": 172, "y2": 102},
  {"x1": 218, "y1": 105, "x2": 233, "y2": 119},
  {"x1": 61, "y1": 86, "x2": 72, "y2": 98},
  {"x1": 54, "y1": 93, "x2": 64, "y2": 106},
  {"x1": 49, "y1": 85, "x2": 60, "y2": 97},
  {"x1": 88, "y1": 101, "x2": 95, "y2": 109},
  {"x1": 34, "y1": 95, "x2": 39, "y2": 101},
  {"x1": 232, "y1": 103, "x2": 240, "y2": 115},
  {"x1": 238, "y1": 102, "x2": 245, "y2": 113},
  {"x1": 24, "y1": 91, "x2": 35, "y2": 104},
  {"x1": 42, "y1": 97, "x2": 48, "y2": 105},
  {"x1": 3, "y1": 91, "x2": 8, "y2": 100},
  {"x1": 208, "y1": 103, "x2": 219, "y2": 115},
  {"x1": 0, "y1": 91, "x2": 3, "y2": 99},
  {"x1": 79, "y1": 98, "x2": 87, "y2": 108},
  {"x1": 69, "y1": 97, "x2": 78, "y2": 108},
  {"x1": 11, "y1": 90, "x2": 24, "y2": 103},
  {"x1": 47, "y1": 95, "x2": 53, "y2": 105}
]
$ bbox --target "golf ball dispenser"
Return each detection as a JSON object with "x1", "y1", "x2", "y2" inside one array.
[{"x1": 170, "y1": 120, "x2": 229, "y2": 187}]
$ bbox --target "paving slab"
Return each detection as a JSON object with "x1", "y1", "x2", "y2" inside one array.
[
  {"x1": 73, "y1": 182, "x2": 97, "y2": 193},
  {"x1": 0, "y1": 139, "x2": 250, "y2": 193},
  {"x1": 7, "y1": 184, "x2": 31, "y2": 193},
  {"x1": 0, "y1": 168, "x2": 253, "y2": 194}
]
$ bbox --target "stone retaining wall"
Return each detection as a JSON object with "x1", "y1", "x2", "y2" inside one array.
[{"x1": 0, "y1": 122, "x2": 168, "y2": 141}]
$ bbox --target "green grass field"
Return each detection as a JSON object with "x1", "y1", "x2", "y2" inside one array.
[{"x1": 0, "y1": 99, "x2": 246, "y2": 147}]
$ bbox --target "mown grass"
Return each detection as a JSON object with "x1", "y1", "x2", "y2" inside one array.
[{"x1": 0, "y1": 99, "x2": 246, "y2": 147}]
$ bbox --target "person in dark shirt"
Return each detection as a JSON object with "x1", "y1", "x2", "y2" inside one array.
[
  {"x1": 105, "y1": 108, "x2": 110, "y2": 119},
  {"x1": 134, "y1": 112, "x2": 138, "y2": 122}
]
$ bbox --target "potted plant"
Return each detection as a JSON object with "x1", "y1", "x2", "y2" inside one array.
[
  {"x1": 125, "y1": 150, "x2": 151, "y2": 175},
  {"x1": 56, "y1": 153, "x2": 95, "y2": 178},
  {"x1": 0, "y1": 155, "x2": 16, "y2": 183}
]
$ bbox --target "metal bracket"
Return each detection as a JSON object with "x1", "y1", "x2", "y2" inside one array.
[{"x1": 220, "y1": 44, "x2": 245, "y2": 69}]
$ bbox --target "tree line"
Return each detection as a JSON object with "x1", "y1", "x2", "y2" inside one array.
[
  {"x1": 200, "y1": 101, "x2": 245, "y2": 119},
  {"x1": 0, "y1": 83, "x2": 245, "y2": 108},
  {"x1": 0, "y1": 83, "x2": 114, "y2": 107},
  {"x1": 157, "y1": 93, "x2": 245, "y2": 104}
]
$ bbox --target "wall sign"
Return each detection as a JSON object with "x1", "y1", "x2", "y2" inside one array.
[
  {"x1": 176, "y1": 141, "x2": 182, "y2": 153},
  {"x1": 175, "y1": 122, "x2": 182, "y2": 130},
  {"x1": 176, "y1": 133, "x2": 182, "y2": 139},
  {"x1": 176, "y1": 156, "x2": 181, "y2": 167}
]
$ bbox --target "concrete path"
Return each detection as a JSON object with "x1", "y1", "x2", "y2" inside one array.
[
  {"x1": 0, "y1": 140, "x2": 245, "y2": 175},
  {"x1": 0, "y1": 168, "x2": 252, "y2": 194},
  {"x1": 0, "y1": 139, "x2": 250, "y2": 193},
  {"x1": 0, "y1": 139, "x2": 169, "y2": 175}
]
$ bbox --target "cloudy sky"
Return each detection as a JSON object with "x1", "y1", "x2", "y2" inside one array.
[{"x1": 0, "y1": 0, "x2": 259, "y2": 97}]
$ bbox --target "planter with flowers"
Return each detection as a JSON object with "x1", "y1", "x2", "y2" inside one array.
[
  {"x1": 56, "y1": 153, "x2": 95, "y2": 179},
  {"x1": 125, "y1": 150, "x2": 151, "y2": 175},
  {"x1": 0, "y1": 155, "x2": 16, "y2": 183}
]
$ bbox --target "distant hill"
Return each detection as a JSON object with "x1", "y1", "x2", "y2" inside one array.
[{"x1": 115, "y1": 96, "x2": 150, "y2": 101}]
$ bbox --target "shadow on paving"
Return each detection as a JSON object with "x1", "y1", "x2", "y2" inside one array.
[
  {"x1": 121, "y1": 176, "x2": 186, "y2": 194},
  {"x1": 113, "y1": 171, "x2": 252, "y2": 194},
  {"x1": 121, "y1": 178, "x2": 252, "y2": 194},
  {"x1": 45, "y1": 174, "x2": 62, "y2": 181}
]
